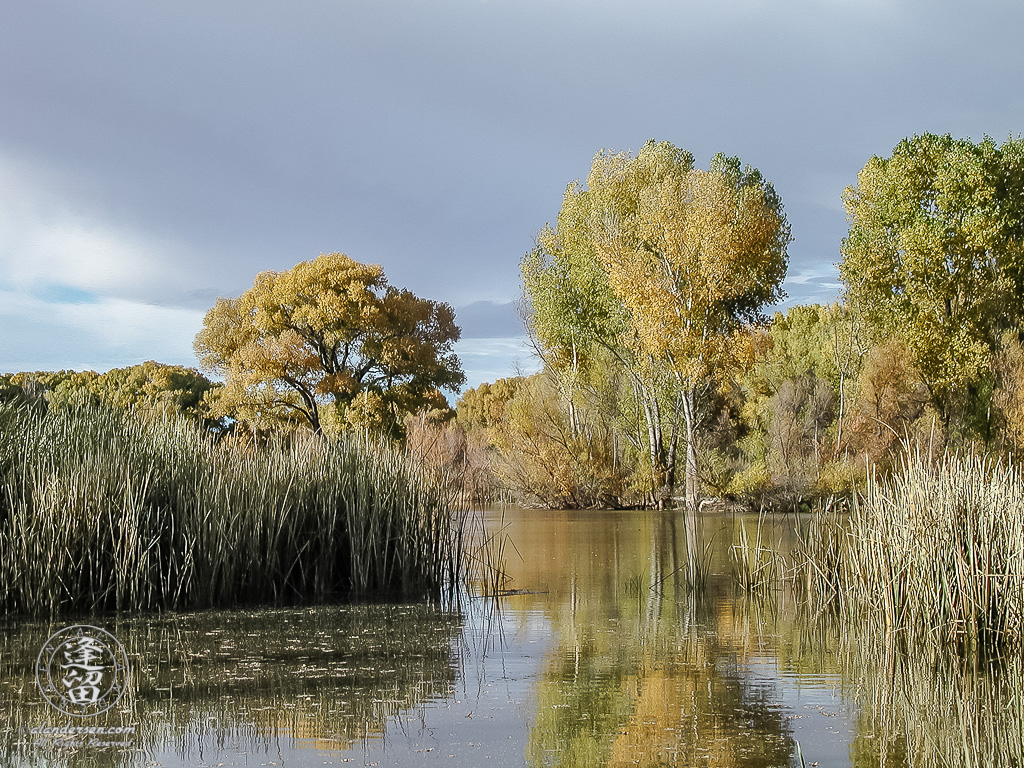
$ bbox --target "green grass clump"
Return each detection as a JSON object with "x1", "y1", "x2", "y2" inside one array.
[
  {"x1": 804, "y1": 452, "x2": 1024, "y2": 650},
  {"x1": 730, "y1": 510, "x2": 783, "y2": 593},
  {"x1": 0, "y1": 402, "x2": 465, "y2": 616}
]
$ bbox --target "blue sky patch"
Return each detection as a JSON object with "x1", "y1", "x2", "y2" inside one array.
[{"x1": 32, "y1": 284, "x2": 100, "y2": 304}]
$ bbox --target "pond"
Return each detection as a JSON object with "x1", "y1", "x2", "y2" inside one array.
[{"x1": 2, "y1": 507, "x2": 1021, "y2": 767}]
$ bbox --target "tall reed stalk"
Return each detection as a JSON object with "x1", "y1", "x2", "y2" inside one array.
[
  {"x1": 730, "y1": 510, "x2": 784, "y2": 593},
  {"x1": 0, "y1": 402, "x2": 466, "y2": 616},
  {"x1": 800, "y1": 452, "x2": 1024, "y2": 650}
]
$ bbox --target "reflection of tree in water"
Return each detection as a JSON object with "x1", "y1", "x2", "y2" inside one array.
[
  {"x1": 524, "y1": 515, "x2": 794, "y2": 768},
  {"x1": 0, "y1": 605, "x2": 461, "y2": 768},
  {"x1": 527, "y1": 630, "x2": 794, "y2": 767}
]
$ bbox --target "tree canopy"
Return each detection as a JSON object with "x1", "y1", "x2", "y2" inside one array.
[
  {"x1": 524, "y1": 140, "x2": 790, "y2": 510},
  {"x1": 581, "y1": 145, "x2": 789, "y2": 379},
  {"x1": 840, "y1": 133, "x2": 1024, "y2": 431},
  {"x1": 194, "y1": 252, "x2": 464, "y2": 436},
  {"x1": 0, "y1": 363, "x2": 215, "y2": 421}
]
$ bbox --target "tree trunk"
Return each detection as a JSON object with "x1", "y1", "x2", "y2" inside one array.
[
  {"x1": 305, "y1": 406, "x2": 323, "y2": 435},
  {"x1": 665, "y1": 418, "x2": 679, "y2": 508},
  {"x1": 642, "y1": 389, "x2": 667, "y2": 509},
  {"x1": 680, "y1": 385, "x2": 701, "y2": 587},
  {"x1": 294, "y1": 384, "x2": 322, "y2": 434},
  {"x1": 681, "y1": 387, "x2": 700, "y2": 513}
]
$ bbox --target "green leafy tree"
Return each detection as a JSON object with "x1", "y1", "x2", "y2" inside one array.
[
  {"x1": 526, "y1": 141, "x2": 790, "y2": 514},
  {"x1": 91, "y1": 362, "x2": 215, "y2": 417},
  {"x1": 194, "y1": 252, "x2": 464, "y2": 436},
  {"x1": 734, "y1": 304, "x2": 868, "y2": 498},
  {"x1": 1, "y1": 364, "x2": 215, "y2": 423},
  {"x1": 840, "y1": 133, "x2": 1024, "y2": 438}
]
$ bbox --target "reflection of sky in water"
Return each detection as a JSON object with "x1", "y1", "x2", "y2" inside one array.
[
  {"x1": 747, "y1": 660, "x2": 854, "y2": 766},
  {"x1": 5, "y1": 509, "x2": 1018, "y2": 767}
]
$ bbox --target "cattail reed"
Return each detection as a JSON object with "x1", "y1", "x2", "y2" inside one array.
[
  {"x1": 0, "y1": 402, "x2": 466, "y2": 616},
  {"x1": 730, "y1": 510, "x2": 784, "y2": 593},
  {"x1": 799, "y1": 452, "x2": 1024, "y2": 650}
]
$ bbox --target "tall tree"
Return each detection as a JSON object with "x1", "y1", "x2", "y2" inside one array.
[
  {"x1": 195, "y1": 252, "x2": 464, "y2": 436},
  {"x1": 527, "y1": 141, "x2": 790, "y2": 514},
  {"x1": 523, "y1": 208, "x2": 682, "y2": 509},
  {"x1": 840, "y1": 133, "x2": 1024, "y2": 437}
]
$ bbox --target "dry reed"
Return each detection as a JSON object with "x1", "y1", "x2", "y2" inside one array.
[
  {"x1": 0, "y1": 402, "x2": 466, "y2": 616},
  {"x1": 799, "y1": 452, "x2": 1024, "y2": 650}
]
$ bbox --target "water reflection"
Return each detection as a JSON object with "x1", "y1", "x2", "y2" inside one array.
[
  {"x1": 508, "y1": 511, "x2": 798, "y2": 767},
  {"x1": 3, "y1": 509, "x2": 1023, "y2": 767},
  {"x1": 842, "y1": 629, "x2": 1024, "y2": 768},
  {"x1": 1, "y1": 605, "x2": 460, "y2": 767}
]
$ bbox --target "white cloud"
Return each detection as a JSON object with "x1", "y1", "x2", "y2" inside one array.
[
  {"x1": 0, "y1": 289, "x2": 204, "y2": 372},
  {"x1": 25, "y1": 223, "x2": 166, "y2": 296},
  {"x1": 0, "y1": 151, "x2": 211, "y2": 372},
  {"x1": 455, "y1": 335, "x2": 540, "y2": 390},
  {"x1": 0, "y1": 152, "x2": 190, "y2": 300}
]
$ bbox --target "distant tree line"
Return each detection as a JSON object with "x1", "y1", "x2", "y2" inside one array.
[
  {"x1": 0, "y1": 362, "x2": 218, "y2": 425},
  {"x1": 2, "y1": 252, "x2": 465, "y2": 445},
  {"x1": 454, "y1": 134, "x2": 1024, "y2": 510}
]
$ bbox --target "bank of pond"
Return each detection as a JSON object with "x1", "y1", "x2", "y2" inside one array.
[
  {"x1": 3, "y1": 402, "x2": 1024, "y2": 655},
  {"x1": 4, "y1": 404, "x2": 1024, "y2": 765}
]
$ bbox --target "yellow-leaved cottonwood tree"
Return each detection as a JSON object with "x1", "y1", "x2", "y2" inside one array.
[
  {"x1": 528, "y1": 141, "x2": 790, "y2": 516},
  {"x1": 195, "y1": 253, "x2": 464, "y2": 436}
]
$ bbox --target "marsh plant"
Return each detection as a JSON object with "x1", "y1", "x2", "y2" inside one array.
[
  {"x1": 0, "y1": 402, "x2": 466, "y2": 616},
  {"x1": 729, "y1": 510, "x2": 785, "y2": 593},
  {"x1": 799, "y1": 452, "x2": 1024, "y2": 650}
]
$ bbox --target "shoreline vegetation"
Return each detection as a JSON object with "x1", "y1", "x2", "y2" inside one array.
[
  {"x1": 449, "y1": 134, "x2": 1024, "y2": 653},
  {"x1": 0, "y1": 401, "x2": 465, "y2": 617},
  {"x1": 719, "y1": 449, "x2": 1024, "y2": 654},
  {"x1": 794, "y1": 452, "x2": 1024, "y2": 652},
  {"x1": 2, "y1": 371, "x2": 1024, "y2": 656}
]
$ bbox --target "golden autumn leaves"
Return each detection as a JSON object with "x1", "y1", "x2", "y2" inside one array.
[
  {"x1": 535, "y1": 142, "x2": 789, "y2": 383},
  {"x1": 515, "y1": 133, "x2": 1024, "y2": 514},
  {"x1": 195, "y1": 141, "x2": 790, "y2": 449},
  {"x1": 525, "y1": 140, "x2": 790, "y2": 510},
  {"x1": 195, "y1": 252, "x2": 463, "y2": 436}
]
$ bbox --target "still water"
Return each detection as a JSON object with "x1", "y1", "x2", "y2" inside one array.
[{"x1": 2, "y1": 508, "x2": 1022, "y2": 767}]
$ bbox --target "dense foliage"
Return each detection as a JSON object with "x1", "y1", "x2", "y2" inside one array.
[
  {"x1": 0, "y1": 362, "x2": 216, "y2": 422},
  {"x1": 195, "y1": 252, "x2": 464, "y2": 437},
  {"x1": 462, "y1": 134, "x2": 1024, "y2": 511},
  {"x1": 522, "y1": 141, "x2": 791, "y2": 511},
  {"x1": 0, "y1": 402, "x2": 464, "y2": 615},
  {"x1": 841, "y1": 133, "x2": 1024, "y2": 437}
]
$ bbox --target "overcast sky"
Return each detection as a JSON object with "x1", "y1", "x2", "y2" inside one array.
[{"x1": 1, "y1": 0, "x2": 1022, "y2": 391}]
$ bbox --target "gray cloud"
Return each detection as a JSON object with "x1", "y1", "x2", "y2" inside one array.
[
  {"x1": 1, "y1": 0, "x2": 1022, "y2": 383},
  {"x1": 455, "y1": 301, "x2": 524, "y2": 339}
]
